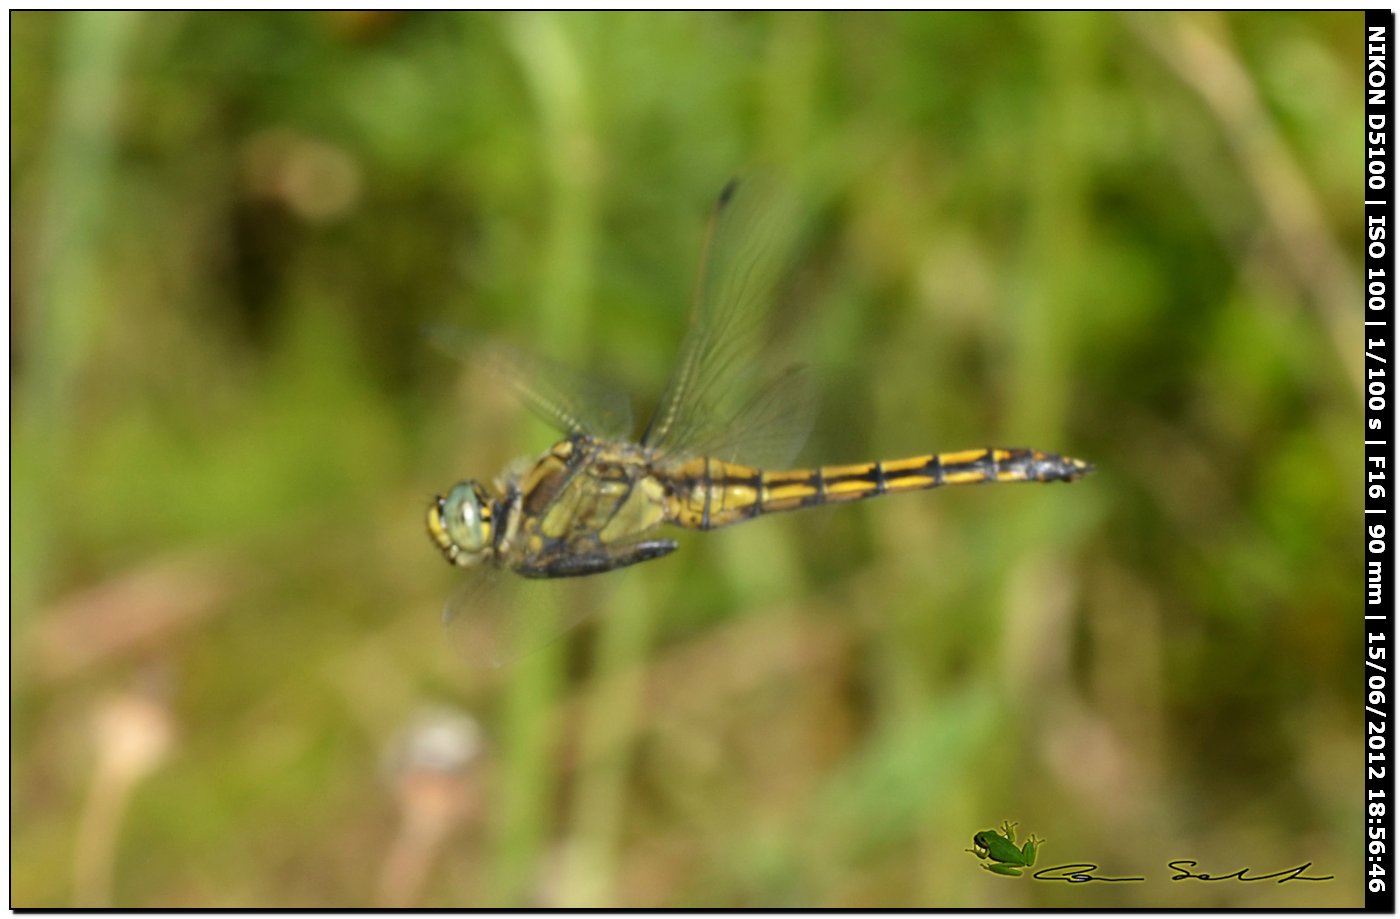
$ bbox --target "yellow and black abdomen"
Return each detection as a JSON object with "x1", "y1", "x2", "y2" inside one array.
[{"x1": 664, "y1": 448, "x2": 1093, "y2": 531}]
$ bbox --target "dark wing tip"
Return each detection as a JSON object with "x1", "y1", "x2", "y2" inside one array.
[{"x1": 717, "y1": 177, "x2": 741, "y2": 207}]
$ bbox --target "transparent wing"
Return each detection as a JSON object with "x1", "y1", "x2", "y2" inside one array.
[
  {"x1": 443, "y1": 567, "x2": 601, "y2": 669},
  {"x1": 667, "y1": 362, "x2": 819, "y2": 468},
  {"x1": 443, "y1": 535, "x2": 667, "y2": 668},
  {"x1": 427, "y1": 325, "x2": 633, "y2": 439},
  {"x1": 641, "y1": 174, "x2": 812, "y2": 466}
]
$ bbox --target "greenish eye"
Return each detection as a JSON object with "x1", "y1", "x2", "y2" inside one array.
[
  {"x1": 427, "y1": 480, "x2": 499, "y2": 568},
  {"x1": 443, "y1": 482, "x2": 489, "y2": 552}
]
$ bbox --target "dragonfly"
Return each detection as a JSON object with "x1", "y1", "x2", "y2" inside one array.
[{"x1": 427, "y1": 177, "x2": 1093, "y2": 589}]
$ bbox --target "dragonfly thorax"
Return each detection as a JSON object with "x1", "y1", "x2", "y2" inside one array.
[{"x1": 427, "y1": 480, "x2": 499, "y2": 567}]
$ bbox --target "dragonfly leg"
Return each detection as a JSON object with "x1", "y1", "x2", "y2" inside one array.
[{"x1": 517, "y1": 539, "x2": 678, "y2": 579}]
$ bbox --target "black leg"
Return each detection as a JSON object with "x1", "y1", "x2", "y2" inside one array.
[{"x1": 517, "y1": 539, "x2": 678, "y2": 579}]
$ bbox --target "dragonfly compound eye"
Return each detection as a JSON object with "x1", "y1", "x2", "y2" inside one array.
[{"x1": 427, "y1": 481, "x2": 494, "y2": 565}]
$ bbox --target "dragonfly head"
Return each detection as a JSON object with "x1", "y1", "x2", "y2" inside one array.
[{"x1": 427, "y1": 481, "x2": 497, "y2": 567}]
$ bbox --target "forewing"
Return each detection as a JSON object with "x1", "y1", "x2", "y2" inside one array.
[
  {"x1": 442, "y1": 567, "x2": 600, "y2": 669},
  {"x1": 641, "y1": 175, "x2": 810, "y2": 465},
  {"x1": 428, "y1": 325, "x2": 633, "y2": 439},
  {"x1": 443, "y1": 544, "x2": 671, "y2": 668}
]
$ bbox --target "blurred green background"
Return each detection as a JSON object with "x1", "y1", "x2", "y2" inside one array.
[{"x1": 12, "y1": 10, "x2": 1363, "y2": 908}]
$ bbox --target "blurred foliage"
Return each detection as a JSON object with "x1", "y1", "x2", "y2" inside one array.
[{"x1": 12, "y1": 10, "x2": 1363, "y2": 908}]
